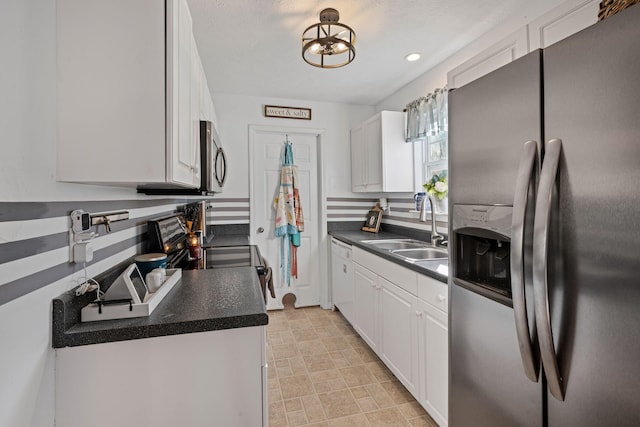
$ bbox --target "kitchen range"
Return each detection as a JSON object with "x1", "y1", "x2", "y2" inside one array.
[
  {"x1": 146, "y1": 211, "x2": 270, "y2": 300},
  {"x1": 448, "y1": 5, "x2": 640, "y2": 426}
]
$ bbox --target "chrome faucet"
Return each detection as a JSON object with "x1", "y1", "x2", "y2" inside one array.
[{"x1": 420, "y1": 194, "x2": 445, "y2": 246}]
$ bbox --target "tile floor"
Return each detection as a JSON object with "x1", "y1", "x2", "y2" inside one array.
[{"x1": 267, "y1": 305, "x2": 439, "y2": 427}]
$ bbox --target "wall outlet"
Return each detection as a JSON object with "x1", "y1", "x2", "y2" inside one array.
[{"x1": 73, "y1": 242, "x2": 94, "y2": 263}]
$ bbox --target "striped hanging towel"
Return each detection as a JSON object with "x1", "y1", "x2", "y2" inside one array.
[{"x1": 273, "y1": 141, "x2": 304, "y2": 285}]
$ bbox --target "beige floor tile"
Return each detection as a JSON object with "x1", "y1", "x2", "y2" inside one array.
[
  {"x1": 364, "y1": 383, "x2": 396, "y2": 409},
  {"x1": 317, "y1": 389, "x2": 362, "y2": 420},
  {"x1": 269, "y1": 307, "x2": 430, "y2": 427},
  {"x1": 309, "y1": 368, "x2": 342, "y2": 383},
  {"x1": 288, "y1": 318, "x2": 314, "y2": 330},
  {"x1": 269, "y1": 376, "x2": 281, "y2": 391},
  {"x1": 301, "y1": 394, "x2": 327, "y2": 423},
  {"x1": 280, "y1": 374, "x2": 315, "y2": 400},
  {"x1": 272, "y1": 342, "x2": 300, "y2": 360},
  {"x1": 408, "y1": 415, "x2": 439, "y2": 426},
  {"x1": 287, "y1": 410, "x2": 309, "y2": 427},
  {"x1": 289, "y1": 356, "x2": 309, "y2": 376},
  {"x1": 352, "y1": 345, "x2": 379, "y2": 363},
  {"x1": 292, "y1": 327, "x2": 321, "y2": 342},
  {"x1": 349, "y1": 385, "x2": 370, "y2": 399},
  {"x1": 328, "y1": 413, "x2": 370, "y2": 427},
  {"x1": 314, "y1": 377, "x2": 349, "y2": 394},
  {"x1": 356, "y1": 396, "x2": 379, "y2": 412},
  {"x1": 365, "y1": 407, "x2": 411, "y2": 426},
  {"x1": 315, "y1": 325, "x2": 343, "y2": 338},
  {"x1": 304, "y1": 354, "x2": 337, "y2": 372},
  {"x1": 268, "y1": 363, "x2": 277, "y2": 378},
  {"x1": 280, "y1": 330, "x2": 297, "y2": 344},
  {"x1": 298, "y1": 339, "x2": 329, "y2": 356},
  {"x1": 284, "y1": 309, "x2": 309, "y2": 320},
  {"x1": 381, "y1": 381, "x2": 415, "y2": 405},
  {"x1": 341, "y1": 348, "x2": 365, "y2": 366},
  {"x1": 277, "y1": 366, "x2": 294, "y2": 378},
  {"x1": 271, "y1": 388, "x2": 283, "y2": 402},
  {"x1": 269, "y1": 400, "x2": 289, "y2": 427},
  {"x1": 284, "y1": 397, "x2": 303, "y2": 412},
  {"x1": 321, "y1": 336, "x2": 351, "y2": 351},
  {"x1": 397, "y1": 401, "x2": 429, "y2": 419},
  {"x1": 340, "y1": 365, "x2": 377, "y2": 387}
]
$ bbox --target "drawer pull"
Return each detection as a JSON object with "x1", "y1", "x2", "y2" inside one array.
[{"x1": 416, "y1": 310, "x2": 423, "y2": 317}]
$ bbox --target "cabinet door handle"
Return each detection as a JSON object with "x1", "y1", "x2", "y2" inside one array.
[
  {"x1": 437, "y1": 294, "x2": 447, "y2": 302},
  {"x1": 343, "y1": 265, "x2": 347, "y2": 274},
  {"x1": 415, "y1": 310, "x2": 423, "y2": 317}
]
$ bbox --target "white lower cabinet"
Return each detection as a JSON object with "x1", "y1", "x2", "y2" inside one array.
[
  {"x1": 418, "y1": 299, "x2": 449, "y2": 426},
  {"x1": 352, "y1": 247, "x2": 448, "y2": 425},
  {"x1": 379, "y1": 276, "x2": 420, "y2": 397},
  {"x1": 354, "y1": 264, "x2": 379, "y2": 353},
  {"x1": 55, "y1": 326, "x2": 267, "y2": 427}
]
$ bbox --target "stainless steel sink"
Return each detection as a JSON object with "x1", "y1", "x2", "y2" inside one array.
[
  {"x1": 391, "y1": 248, "x2": 448, "y2": 261},
  {"x1": 360, "y1": 239, "x2": 428, "y2": 251}
]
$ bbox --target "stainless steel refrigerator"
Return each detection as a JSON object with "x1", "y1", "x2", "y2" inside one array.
[{"x1": 448, "y1": 5, "x2": 640, "y2": 427}]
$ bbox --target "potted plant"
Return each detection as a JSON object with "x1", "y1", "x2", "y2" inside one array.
[{"x1": 423, "y1": 171, "x2": 448, "y2": 213}]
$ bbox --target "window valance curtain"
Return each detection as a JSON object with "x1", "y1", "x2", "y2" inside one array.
[{"x1": 405, "y1": 87, "x2": 448, "y2": 142}]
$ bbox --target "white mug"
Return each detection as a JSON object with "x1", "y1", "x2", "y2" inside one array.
[
  {"x1": 146, "y1": 270, "x2": 164, "y2": 293},
  {"x1": 153, "y1": 267, "x2": 166, "y2": 282}
]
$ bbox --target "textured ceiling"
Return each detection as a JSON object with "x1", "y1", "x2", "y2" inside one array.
[{"x1": 188, "y1": 0, "x2": 558, "y2": 105}]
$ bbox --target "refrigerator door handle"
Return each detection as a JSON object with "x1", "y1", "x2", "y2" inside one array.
[
  {"x1": 533, "y1": 138, "x2": 565, "y2": 401},
  {"x1": 511, "y1": 140, "x2": 540, "y2": 382}
]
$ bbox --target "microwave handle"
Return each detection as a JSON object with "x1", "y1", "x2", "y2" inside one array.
[{"x1": 215, "y1": 147, "x2": 227, "y2": 187}]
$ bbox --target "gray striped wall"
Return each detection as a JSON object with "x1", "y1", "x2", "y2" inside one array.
[
  {"x1": 0, "y1": 196, "x2": 448, "y2": 306},
  {"x1": 207, "y1": 196, "x2": 448, "y2": 233},
  {"x1": 0, "y1": 199, "x2": 199, "y2": 306}
]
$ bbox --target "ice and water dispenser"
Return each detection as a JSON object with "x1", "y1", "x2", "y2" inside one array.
[{"x1": 451, "y1": 204, "x2": 514, "y2": 306}]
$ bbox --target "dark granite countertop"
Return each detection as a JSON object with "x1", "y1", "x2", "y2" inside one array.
[
  {"x1": 329, "y1": 230, "x2": 449, "y2": 284},
  {"x1": 53, "y1": 267, "x2": 268, "y2": 348}
]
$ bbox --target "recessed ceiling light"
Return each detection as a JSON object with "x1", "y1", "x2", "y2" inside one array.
[{"x1": 405, "y1": 53, "x2": 421, "y2": 62}]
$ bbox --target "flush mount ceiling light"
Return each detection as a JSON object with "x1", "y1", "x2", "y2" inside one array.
[
  {"x1": 302, "y1": 8, "x2": 356, "y2": 69},
  {"x1": 405, "y1": 53, "x2": 421, "y2": 62}
]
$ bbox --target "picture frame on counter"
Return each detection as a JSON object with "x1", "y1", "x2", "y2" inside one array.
[
  {"x1": 362, "y1": 206, "x2": 383, "y2": 233},
  {"x1": 264, "y1": 105, "x2": 312, "y2": 120}
]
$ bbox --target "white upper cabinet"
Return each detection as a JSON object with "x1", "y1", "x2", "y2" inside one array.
[
  {"x1": 57, "y1": 0, "x2": 209, "y2": 188},
  {"x1": 447, "y1": 27, "x2": 529, "y2": 90},
  {"x1": 448, "y1": 0, "x2": 598, "y2": 89},
  {"x1": 350, "y1": 111, "x2": 414, "y2": 193},
  {"x1": 528, "y1": 0, "x2": 599, "y2": 50}
]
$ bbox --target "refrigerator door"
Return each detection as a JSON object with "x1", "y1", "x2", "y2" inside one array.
[
  {"x1": 542, "y1": 5, "x2": 640, "y2": 426},
  {"x1": 449, "y1": 51, "x2": 543, "y2": 427}
]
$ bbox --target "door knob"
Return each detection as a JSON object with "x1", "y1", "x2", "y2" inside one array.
[{"x1": 257, "y1": 227, "x2": 264, "y2": 234}]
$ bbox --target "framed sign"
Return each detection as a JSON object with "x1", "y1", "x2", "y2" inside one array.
[
  {"x1": 362, "y1": 206, "x2": 383, "y2": 233},
  {"x1": 264, "y1": 105, "x2": 312, "y2": 120}
]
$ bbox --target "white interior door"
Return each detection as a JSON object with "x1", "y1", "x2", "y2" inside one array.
[{"x1": 250, "y1": 126, "x2": 321, "y2": 310}]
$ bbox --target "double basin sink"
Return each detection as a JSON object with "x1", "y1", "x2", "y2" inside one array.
[{"x1": 361, "y1": 239, "x2": 448, "y2": 262}]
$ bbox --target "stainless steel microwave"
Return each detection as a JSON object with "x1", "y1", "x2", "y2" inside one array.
[
  {"x1": 137, "y1": 120, "x2": 227, "y2": 196},
  {"x1": 200, "y1": 120, "x2": 227, "y2": 193}
]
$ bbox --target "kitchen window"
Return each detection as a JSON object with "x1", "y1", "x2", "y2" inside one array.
[{"x1": 406, "y1": 88, "x2": 449, "y2": 193}]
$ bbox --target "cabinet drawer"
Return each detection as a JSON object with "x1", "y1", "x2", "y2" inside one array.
[
  {"x1": 418, "y1": 274, "x2": 448, "y2": 313},
  {"x1": 331, "y1": 238, "x2": 352, "y2": 259},
  {"x1": 353, "y1": 247, "x2": 417, "y2": 296}
]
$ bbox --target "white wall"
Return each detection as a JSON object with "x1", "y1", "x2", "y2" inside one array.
[
  {"x1": 211, "y1": 93, "x2": 374, "y2": 199},
  {"x1": 375, "y1": 0, "x2": 563, "y2": 111},
  {"x1": 0, "y1": 1, "x2": 166, "y2": 426}
]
